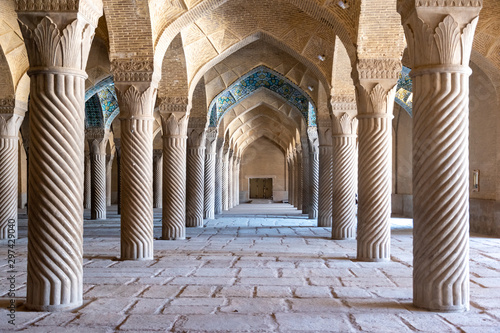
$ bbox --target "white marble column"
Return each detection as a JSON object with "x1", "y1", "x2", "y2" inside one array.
[
  {"x1": 331, "y1": 113, "x2": 358, "y2": 239},
  {"x1": 301, "y1": 140, "x2": 310, "y2": 214},
  {"x1": 153, "y1": 149, "x2": 162, "y2": 209},
  {"x1": 214, "y1": 138, "x2": 224, "y2": 214},
  {"x1": 399, "y1": 2, "x2": 482, "y2": 312},
  {"x1": 295, "y1": 148, "x2": 303, "y2": 210},
  {"x1": 114, "y1": 139, "x2": 122, "y2": 215},
  {"x1": 17, "y1": 4, "x2": 101, "y2": 311},
  {"x1": 87, "y1": 128, "x2": 109, "y2": 220},
  {"x1": 115, "y1": 82, "x2": 156, "y2": 259},
  {"x1": 0, "y1": 112, "x2": 23, "y2": 239},
  {"x1": 222, "y1": 147, "x2": 229, "y2": 211},
  {"x1": 228, "y1": 149, "x2": 234, "y2": 209},
  {"x1": 106, "y1": 152, "x2": 114, "y2": 207},
  {"x1": 83, "y1": 151, "x2": 91, "y2": 209},
  {"x1": 204, "y1": 128, "x2": 217, "y2": 219},
  {"x1": 186, "y1": 125, "x2": 206, "y2": 227},
  {"x1": 308, "y1": 128, "x2": 319, "y2": 219},
  {"x1": 355, "y1": 59, "x2": 400, "y2": 262},
  {"x1": 160, "y1": 111, "x2": 188, "y2": 239},
  {"x1": 317, "y1": 118, "x2": 333, "y2": 227}
]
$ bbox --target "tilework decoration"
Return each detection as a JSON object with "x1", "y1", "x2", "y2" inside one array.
[
  {"x1": 85, "y1": 94, "x2": 104, "y2": 128},
  {"x1": 85, "y1": 76, "x2": 120, "y2": 130},
  {"x1": 85, "y1": 75, "x2": 114, "y2": 101},
  {"x1": 208, "y1": 65, "x2": 317, "y2": 127},
  {"x1": 97, "y1": 86, "x2": 120, "y2": 130},
  {"x1": 395, "y1": 66, "x2": 412, "y2": 116}
]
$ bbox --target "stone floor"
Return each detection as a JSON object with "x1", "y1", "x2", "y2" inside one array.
[{"x1": 1, "y1": 202, "x2": 500, "y2": 332}]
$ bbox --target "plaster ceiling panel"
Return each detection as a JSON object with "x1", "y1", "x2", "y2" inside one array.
[
  {"x1": 220, "y1": 70, "x2": 240, "y2": 87},
  {"x1": 182, "y1": 24, "x2": 208, "y2": 47},
  {"x1": 302, "y1": 35, "x2": 334, "y2": 78},
  {"x1": 208, "y1": 29, "x2": 240, "y2": 54},
  {"x1": 204, "y1": 67, "x2": 221, "y2": 84},
  {"x1": 281, "y1": 29, "x2": 313, "y2": 54},
  {"x1": 184, "y1": 37, "x2": 218, "y2": 79},
  {"x1": 285, "y1": 65, "x2": 307, "y2": 86},
  {"x1": 205, "y1": 75, "x2": 225, "y2": 103},
  {"x1": 196, "y1": 14, "x2": 224, "y2": 36}
]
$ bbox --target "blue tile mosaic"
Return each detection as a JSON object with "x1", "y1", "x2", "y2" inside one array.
[
  {"x1": 97, "y1": 86, "x2": 120, "y2": 130},
  {"x1": 85, "y1": 94, "x2": 104, "y2": 128},
  {"x1": 85, "y1": 75, "x2": 114, "y2": 101},
  {"x1": 85, "y1": 76, "x2": 120, "y2": 130},
  {"x1": 208, "y1": 66, "x2": 317, "y2": 127},
  {"x1": 395, "y1": 66, "x2": 412, "y2": 116}
]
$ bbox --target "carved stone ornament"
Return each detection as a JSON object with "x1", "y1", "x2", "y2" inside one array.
[
  {"x1": 317, "y1": 117, "x2": 333, "y2": 146},
  {"x1": 356, "y1": 83, "x2": 397, "y2": 116},
  {"x1": 187, "y1": 127, "x2": 207, "y2": 147},
  {"x1": 157, "y1": 96, "x2": 189, "y2": 113},
  {"x1": 330, "y1": 95, "x2": 357, "y2": 113},
  {"x1": 0, "y1": 114, "x2": 23, "y2": 138},
  {"x1": 111, "y1": 59, "x2": 155, "y2": 83},
  {"x1": 357, "y1": 59, "x2": 402, "y2": 80},
  {"x1": 116, "y1": 85, "x2": 157, "y2": 119},
  {"x1": 161, "y1": 112, "x2": 189, "y2": 137},
  {"x1": 332, "y1": 113, "x2": 358, "y2": 136}
]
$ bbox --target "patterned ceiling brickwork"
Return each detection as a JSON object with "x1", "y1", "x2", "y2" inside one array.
[
  {"x1": 209, "y1": 66, "x2": 316, "y2": 127},
  {"x1": 85, "y1": 94, "x2": 104, "y2": 128},
  {"x1": 395, "y1": 66, "x2": 412, "y2": 116}
]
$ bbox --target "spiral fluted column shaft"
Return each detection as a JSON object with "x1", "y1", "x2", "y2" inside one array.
[
  {"x1": 222, "y1": 153, "x2": 229, "y2": 211},
  {"x1": 288, "y1": 159, "x2": 294, "y2": 205},
  {"x1": 228, "y1": 154, "x2": 234, "y2": 209},
  {"x1": 204, "y1": 151, "x2": 216, "y2": 219},
  {"x1": 106, "y1": 155, "x2": 113, "y2": 207},
  {"x1": 317, "y1": 146, "x2": 333, "y2": 227},
  {"x1": 309, "y1": 152, "x2": 319, "y2": 219},
  {"x1": 83, "y1": 152, "x2": 91, "y2": 209},
  {"x1": 215, "y1": 152, "x2": 223, "y2": 214},
  {"x1": 302, "y1": 153, "x2": 310, "y2": 214},
  {"x1": 0, "y1": 138, "x2": 18, "y2": 239},
  {"x1": 90, "y1": 153, "x2": 107, "y2": 219},
  {"x1": 26, "y1": 71, "x2": 85, "y2": 311},
  {"x1": 153, "y1": 153, "x2": 162, "y2": 208},
  {"x1": 332, "y1": 136, "x2": 357, "y2": 239},
  {"x1": 357, "y1": 115, "x2": 392, "y2": 261},
  {"x1": 186, "y1": 147, "x2": 205, "y2": 227},
  {"x1": 162, "y1": 136, "x2": 187, "y2": 239},
  {"x1": 413, "y1": 71, "x2": 470, "y2": 311},
  {"x1": 121, "y1": 118, "x2": 154, "y2": 259}
]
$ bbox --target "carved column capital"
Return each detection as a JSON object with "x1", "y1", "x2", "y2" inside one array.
[
  {"x1": 187, "y1": 127, "x2": 207, "y2": 148},
  {"x1": 317, "y1": 116, "x2": 333, "y2": 146},
  {"x1": 153, "y1": 149, "x2": 162, "y2": 160},
  {"x1": 160, "y1": 112, "x2": 189, "y2": 138},
  {"x1": 85, "y1": 128, "x2": 110, "y2": 155},
  {"x1": 115, "y1": 85, "x2": 157, "y2": 119},
  {"x1": 307, "y1": 127, "x2": 319, "y2": 154},
  {"x1": 332, "y1": 113, "x2": 358, "y2": 136},
  {"x1": 0, "y1": 113, "x2": 23, "y2": 138},
  {"x1": 205, "y1": 128, "x2": 218, "y2": 153},
  {"x1": 398, "y1": 1, "x2": 482, "y2": 71}
]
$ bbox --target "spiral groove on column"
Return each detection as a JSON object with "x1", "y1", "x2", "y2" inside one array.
[
  {"x1": 317, "y1": 146, "x2": 333, "y2": 227},
  {"x1": 91, "y1": 154, "x2": 107, "y2": 219},
  {"x1": 0, "y1": 138, "x2": 18, "y2": 239},
  {"x1": 120, "y1": 118, "x2": 154, "y2": 260},
  {"x1": 186, "y1": 147, "x2": 205, "y2": 227},
  {"x1": 357, "y1": 116, "x2": 392, "y2": 261},
  {"x1": 83, "y1": 152, "x2": 91, "y2": 209},
  {"x1": 222, "y1": 154, "x2": 229, "y2": 211},
  {"x1": 153, "y1": 153, "x2": 162, "y2": 208},
  {"x1": 309, "y1": 152, "x2": 319, "y2": 219},
  {"x1": 302, "y1": 153, "x2": 310, "y2": 214},
  {"x1": 214, "y1": 153, "x2": 223, "y2": 214},
  {"x1": 204, "y1": 152, "x2": 216, "y2": 218},
  {"x1": 331, "y1": 136, "x2": 357, "y2": 239},
  {"x1": 26, "y1": 73, "x2": 85, "y2": 311},
  {"x1": 162, "y1": 136, "x2": 187, "y2": 239},
  {"x1": 106, "y1": 155, "x2": 113, "y2": 207},
  {"x1": 413, "y1": 71, "x2": 470, "y2": 311},
  {"x1": 228, "y1": 153, "x2": 234, "y2": 209}
]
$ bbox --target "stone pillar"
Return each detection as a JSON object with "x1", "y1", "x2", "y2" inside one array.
[
  {"x1": 17, "y1": 3, "x2": 101, "y2": 310},
  {"x1": 114, "y1": 139, "x2": 122, "y2": 215},
  {"x1": 153, "y1": 149, "x2": 162, "y2": 209},
  {"x1": 228, "y1": 149, "x2": 234, "y2": 208},
  {"x1": 159, "y1": 108, "x2": 188, "y2": 239},
  {"x1": 234, "y1": 155, "x2": 240, "y2": 205},
  {"x1": 308, "y1": 128, "x2": 319, "y2": 219},
  {"x1": 355, "y1": 59, "x2": 400, "y2": 262},
  {"x1": 398, "y1": 2, "x2": 482, "y2": 312},
  {"x1": 317, "y1": 118, "x2": 333, "y2": 227},
  {"x1": 295, "y1": 148, "x2": 302, "y2": 210},
  {"x1": 114, "y1": 74, "x2": 157, "y2": 259},
  {"x1": 214, "y1": 138, "x2": 224, "y2": 214},
  {"x1": 0, "y1": 112, "x2": 23, "y2": 239},
  {"x1": 87, "y1": 128, "x2": 109, "y2": 220},
  {"x1": 186, "y1": 124, "x2": 206, "y2": 227},
  {"x1": 106, "y1": 152, "x2": 114, "y2": 207},
  {"x1": 83, "y1": 151, "x2": 91, "y2": 209},
  {"x1": 301, "y1": 140, "x2": 310, "y2": 214},
  {"x1": 331, "y1": 113, "x2": 358, "y2": 239},
  {"x1": 204, "y1": 128, "x2": 218, "y2": 219},
  {"x1": 222, "y1": 146, "x2": 229, "y2": 211}
]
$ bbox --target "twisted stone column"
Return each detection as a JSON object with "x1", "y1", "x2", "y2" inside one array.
[
  {"x1": 115, "y1": 139, "x2": 122, "y2": 215},
  {"x1": 115, "y1": 84, "x2": 156, "y2": 260},
  {"x1": 301, "y1": 141, "x2": 310, "y2": 214},
  {"x1": 355, "y1": 59, "x2": 400, "y2": 261},
  {"x1": 287, "y1": 154, "x2": 294, "y2": 205},
  {"x1": 295, "y1": 149, "x2": 303, "y2": 210},
  {"x1": 106, "y1": 152, "x2": 114, "y2": 207},
  {"x1": 18, "y1": 7, "x2": 101, "y2": 311},
  {"x1": 308, "y1": 128, "x2": 319, "y2": 219},
  {"x1": 222, "y1": 148, "x2": 229, "y2": 211},
  {"x1": 204, "y1": 128, "x2": 218, "y2": 219},
  {"x1": 87, "y1": 128, "x2": 109, "y2": 220},
  {"x1": 331, "y1": 113, "x2": 358, "y2": 239},
  {"x1": 399, "y1": 3, "x2": 481, "y2": 312},
  {"x1": 186, "y1": 126, "x2": 206, "y2": 227},
  {"x1": 0, "y1": 113, "x2": 23, "y2": 239},
  {"x1": 234, "y1": 156, "x2": 240, "y2": 205},
  {"x1": 83, "y1": 151, "x2": 91, "y2": 209},
  {"x1": 228, "y1": 149, "x2": 234, "y2": 209},
  {"x1": 160, "y1": 112, "x2": 188, "y2": 239},
  {"x1": 153, "y1": 150, "x2": 162, "y2": 209},
  {"x1": 214, "y1": 139, "x2": 224, "y2": 214},
  {"x1": 317, "y1": 118, "x2": 333, "y2": 227}
]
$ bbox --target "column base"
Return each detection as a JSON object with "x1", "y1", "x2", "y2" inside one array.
[
  {"x1": 332, "y1": 236, "x2": 355, "y2": 240},
  {"x1": 413, "y1": 301, "x2": 469, "y2": 313},
  {"x1": 161, "y1": 237, "x2": 186, "y2": 240},
  {"x1": 317, "y1": 218, "x2": 332, "y2": 227},
  {"x1": 25, "y1": 300, "x2": 83, "y2": 312},
  {"x1": 120, "y1": 256, "x2": 154, "y2": 261},
  {"x1": 356, "y1": 256, "x2": 390, "y2": 262}
]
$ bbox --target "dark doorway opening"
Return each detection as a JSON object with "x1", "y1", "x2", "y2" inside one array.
[{"x1": 249, "y1": 178, "x2": 273, "y2": 199}]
